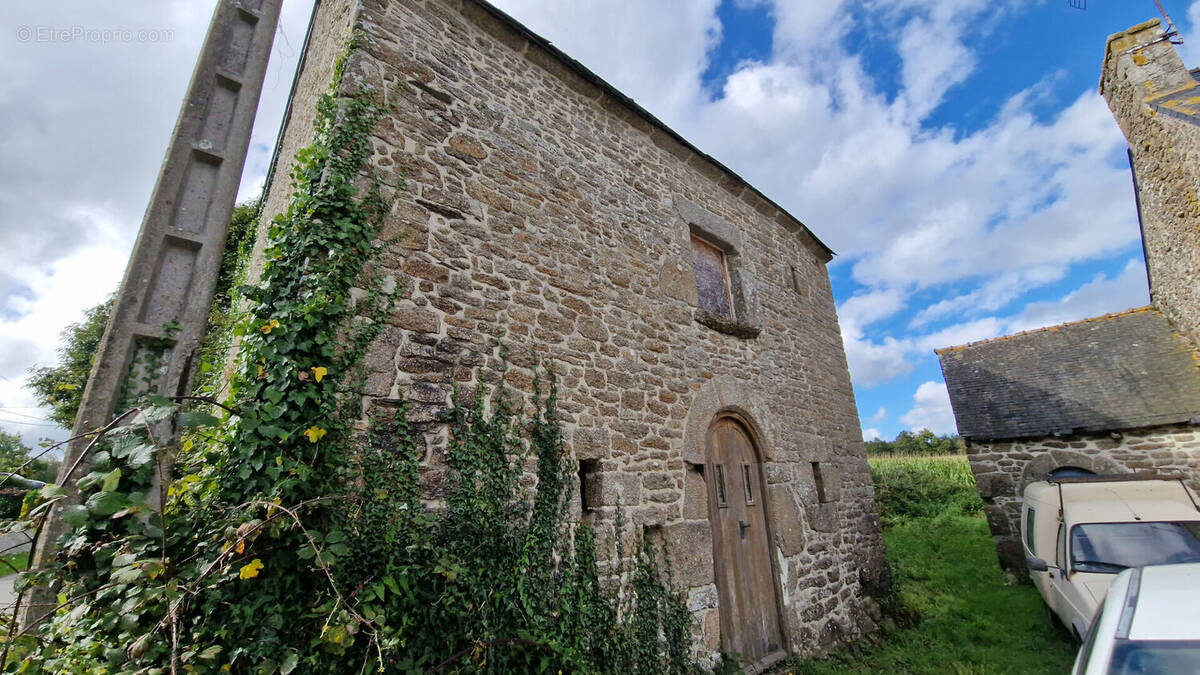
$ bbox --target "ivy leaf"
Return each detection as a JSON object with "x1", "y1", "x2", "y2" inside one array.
[
  {"x1": 101, "y1": 468, "x2": 121, "y2": 492},
  {"x1": 239, "y1": 559, "x2": 264, "y2": 580},
  {"x1": 111, "y1": 435, "x2": 141, "y2": 459},
  {"x1": 280, "y1": 653, "x2": 300, "y2": 674},
  {"x1": 86, "y1": 491, "x2": 128, "y2": 517},
  {"x1": 60, "y1": 504, "x2": 89, "y2": 527},
  {"x1": 199, "y1": 646, "x2": 223, "y2": 661},
  {"x1": 38, "y1": 484, "x2": 66, "y2": 500},
  {"x1": 179, "y1": 411, "x2": 220, "y2": 428},
  {"x1": 143, "y1": 404, "x2": 177, "y2": 424},
  {"x1": 126, "y1": 443, "x2": 156, "y2": 468},
  {"x1": 111, "y1": 565, "x2": 142, "y2": 584}
]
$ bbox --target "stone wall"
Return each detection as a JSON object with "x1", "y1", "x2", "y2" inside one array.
[
  {"x1": 967, "y1": 423, "x2": 1200, "y2": 571},
  {"x1": 1101, "y1": 20, "x2": 1200, "y2": 349},
  {"x1": 253, "y1": 0, "x2": 889, "y2": 662}
]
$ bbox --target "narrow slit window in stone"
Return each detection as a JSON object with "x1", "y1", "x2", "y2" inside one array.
[
  {"x1": 812, "y1": 461, "x2": 829, "y2": 503},
  {"x1": 691, "y1": 234, "x2": 734, "y2": 319},
  {"x1": 715, "y1": 463, "x2": 728, "y2": 508}
]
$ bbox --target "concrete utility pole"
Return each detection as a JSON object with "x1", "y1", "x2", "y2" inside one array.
[{"x1": 23, "y1": 0, "x2": 283, "y2": 625}]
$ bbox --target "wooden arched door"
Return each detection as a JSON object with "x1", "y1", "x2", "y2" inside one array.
[{"x1": 706, "y1": 416, "x2": 785, "y2": 664}]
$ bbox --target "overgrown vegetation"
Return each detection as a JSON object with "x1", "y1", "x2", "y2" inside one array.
[
  {"x1": 869, "y1": 455, "x2": 983, "y2": 523},
  {"x1": 193, "y1": 199, "x2": 261, "y2": 398},
  {"x1": 783, "y1": 455, "x2": 1076, "y2": 675},
  {"x1": 2, "y1": 35, "x2": 695, "y2": 674}
]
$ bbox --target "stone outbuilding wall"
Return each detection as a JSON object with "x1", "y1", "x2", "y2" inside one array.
[
  {"x1": 254, "y1": 0, "x2": 888, "y2": 663},
  {"x1": 967, "y1": 424, "x2": 1200, "y2": 571},
  {"x1": 1101, "y1": 19, "x2": 1200, "y2": 349}
]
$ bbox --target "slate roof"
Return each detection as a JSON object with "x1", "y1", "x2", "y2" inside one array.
[{"x1": 936, "y1": 307, "x2": 1200, "y2": 441}]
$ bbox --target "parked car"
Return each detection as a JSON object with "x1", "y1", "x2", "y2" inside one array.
[
  {"x1": 1072, "y1": 562, "x2": 1200, "y2": 674},
  {"x1": 1021, "y1": 474, "x2": 1200, "y2": 638}
]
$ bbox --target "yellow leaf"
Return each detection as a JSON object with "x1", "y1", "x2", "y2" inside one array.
[
  {"x1": 261, "y1": 319, "x2": 280, "y2": 335},
  {"x1": 239, "y1": 559, "x2": 264, "y2": 580},
  {"x1": 55, "y1": 382, "x2": 78, "y2": 391},
  {"x1": 304, "y1": 426, "x2": 327, "y2": 443},
  {"x1": 311, "y1": 366, "x2": 328, "y2": 383}
]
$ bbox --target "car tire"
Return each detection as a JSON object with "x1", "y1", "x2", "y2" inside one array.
[{"x1": 1044, "y1": 604, "x2": 1072, "y2": 639}]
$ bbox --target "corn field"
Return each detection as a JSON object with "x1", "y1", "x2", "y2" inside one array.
[{"x1": 868, "y1": 454, "x2": 983, "y2": 521}]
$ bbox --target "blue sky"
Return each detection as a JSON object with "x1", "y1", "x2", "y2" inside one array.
[{"x1": 0, "y1": 0, "x2": 1196, "y2": 447}]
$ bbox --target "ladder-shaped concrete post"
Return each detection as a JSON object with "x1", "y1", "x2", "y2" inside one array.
[{"x1": 23, "y1": 0, "x2": 283, "y2": 627}]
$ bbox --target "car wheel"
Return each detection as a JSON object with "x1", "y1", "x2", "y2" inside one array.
[{"x1": 1044, "y1": 604, "x2": 1072, "y2": 638}]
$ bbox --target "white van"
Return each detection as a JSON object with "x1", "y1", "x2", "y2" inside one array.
[{"x1": 1021, "y1": 474, "x2": 1200, "y2": 639}]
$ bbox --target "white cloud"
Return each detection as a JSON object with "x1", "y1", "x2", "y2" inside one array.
[
  {"x1": 1006, "y1": 259, "x2": 1149, "y2": 334},
  {"x1": 869, "y1": 406, "x2": 887, "y2": 423},
  {"x1": 862, "y1": 427, "x2": 883, "y2": 442},
  {"x1": 491, "y1": 0, "x2": 721, "y2": 126},
  {"x1": 910, "y1": 265, "x2": 1067, "y2": 328},
  {"x1": 899, "y1": 380, "x2": 957, "y2": 434}
]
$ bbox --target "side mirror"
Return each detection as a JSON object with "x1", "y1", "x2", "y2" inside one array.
[{"x1": 1027, "y1": 556, "x2": 1049, "y2": 572}]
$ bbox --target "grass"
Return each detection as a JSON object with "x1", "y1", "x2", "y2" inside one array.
[
  {"x1": 781, "y1": 455, "x2": 1077, "y2": 675},
  {"x1": 0, "y1": 551, "x2": 28, "y2": 577}
]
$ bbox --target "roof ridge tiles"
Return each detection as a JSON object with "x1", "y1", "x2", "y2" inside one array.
[{"x1": 935, "y1": 305, "x2": 1159, "y2": 355}]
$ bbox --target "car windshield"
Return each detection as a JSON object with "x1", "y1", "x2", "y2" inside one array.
[
  {"x1": 1108, "y1": 640, "x2": 1200, "y2": 674},
  {"x1": 1070, "y1": 522, "x2": 1200, "y2": 573}
]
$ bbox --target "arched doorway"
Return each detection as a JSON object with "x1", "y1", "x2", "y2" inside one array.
[{"x1": 706, "y1": 415, "x2": 785, "y2": 664}]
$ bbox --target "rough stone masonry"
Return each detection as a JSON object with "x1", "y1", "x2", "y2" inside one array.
[
  {"x1": 1101, "y1": 19, "x2": 1200, "y2": 349},
  {"x1": 252, "y1": 0, "x2": 889, "y2": 662}
]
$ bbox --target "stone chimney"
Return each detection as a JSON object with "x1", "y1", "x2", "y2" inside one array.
[{"x1": 1101, "y1": 19, "x2": 1200, "y2": 350}]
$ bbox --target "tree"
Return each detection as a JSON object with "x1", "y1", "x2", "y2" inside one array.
[
  {"x1": 0, "y1": 430, "x2": 57, "y2": 483},
  {"x1": 866, "y1": 429, "x2": 964, "y2": 455}
]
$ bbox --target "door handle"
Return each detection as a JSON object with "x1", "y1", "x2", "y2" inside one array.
[{"x1": 739, "y1": 520, "x2": 749, "y2": 539}]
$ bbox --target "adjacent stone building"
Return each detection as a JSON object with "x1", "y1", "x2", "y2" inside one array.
[
  {"x1": 938, "y1": 20, "x2": 1200, "y2": 572},
  {"x1": 253, "y1": 0, "x2": 888, "y2": 666},
  {"x1": 938, "y1": 308, "x2": 1200, "y2": 570},
  {"x1": 1102, "y1": 19, "x2": 1200, "y2": 349}
]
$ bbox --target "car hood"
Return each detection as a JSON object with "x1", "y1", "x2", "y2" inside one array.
[{"x1": 1073, "y1": 572, "x2": 1117, "y2": 608}]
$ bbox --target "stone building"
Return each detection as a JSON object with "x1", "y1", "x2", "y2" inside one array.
[
  {"x1": 938, "y1": 19, "x2": 1200, "y2": 572},
  {"x1": 1102, "y1": 19, "x2": 1200, "y2": 349},
  {"x1": 937, "y1": 308, "x2": 1200, "y2": 570},
  {"x1": 253, "y1": 0, "x2": 888, "y2": 666}
]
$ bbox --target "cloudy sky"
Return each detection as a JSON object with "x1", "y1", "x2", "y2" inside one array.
[{"x1": 0, "y1": 0, "x2": 1194, "y2": 448}]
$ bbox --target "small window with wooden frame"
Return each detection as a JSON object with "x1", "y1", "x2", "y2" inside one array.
[
  {"x1": 691, "y1": 234, "x2": 734, "y2": 320},
  {"x1": 714, "y1": 463, "x2": 728, "y2": 508},
  {"x1": 742, "y1": 464, "x2": 755, "y2": 505},
  {"x1": 671, "y1": 197, "x2": 762, "y2": 338}
]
